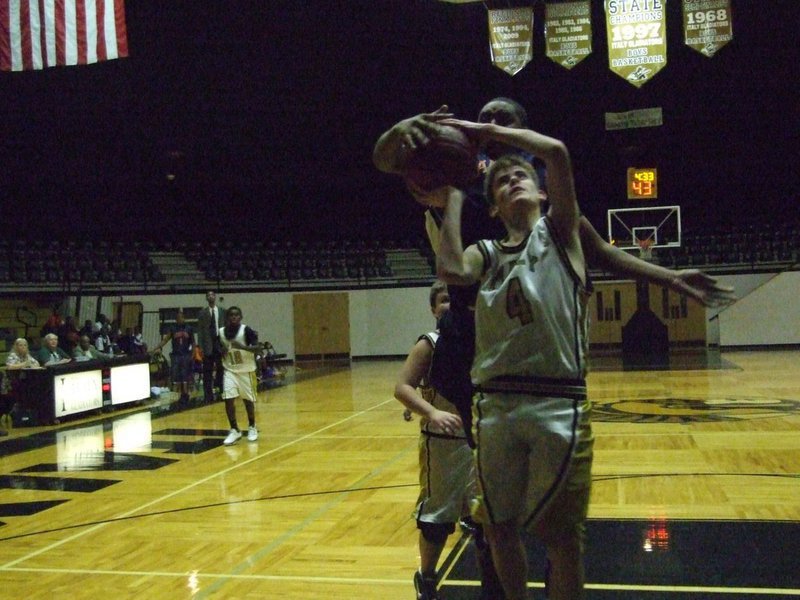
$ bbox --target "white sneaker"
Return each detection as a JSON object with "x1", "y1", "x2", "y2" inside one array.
[
  {"x1": 223, "y1": 429, "x2": 242, "y2": 446},
  {"x1": 247, "y1": 426, "x2": 258, "y2": 442}
]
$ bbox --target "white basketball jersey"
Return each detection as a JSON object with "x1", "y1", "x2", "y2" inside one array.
[
  {"x1": 219, "y1": 324, "x2": 257, "y2": 373},
  {"x1": 471, "y1": 216, "x2": 591, "y2": 388}
]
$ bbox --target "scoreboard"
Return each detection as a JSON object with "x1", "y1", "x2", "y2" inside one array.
[{"x1": 627, "y1": 167, "x2": 658, "y2": 199}]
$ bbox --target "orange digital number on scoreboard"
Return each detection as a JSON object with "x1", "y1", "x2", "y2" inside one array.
[{"x1": 627, "y1": 168, "x2": 658, "y2": 199}]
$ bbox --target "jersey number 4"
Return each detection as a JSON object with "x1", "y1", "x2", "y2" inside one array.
[{"x1": 506, "y1": 277, "x2": 533, "y2": 325}]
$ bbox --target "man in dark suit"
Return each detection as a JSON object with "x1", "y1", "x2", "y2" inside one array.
[
  {"x1": 196, "y1": 290, "x2": 225, "y2": 403},
  {"x1": 35, "y1": 333, "x2": 72, "y2": 366}
]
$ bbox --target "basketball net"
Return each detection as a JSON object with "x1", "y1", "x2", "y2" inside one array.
[{"x1": 636, "y1": 238, "x2": 654, "y2": 260}]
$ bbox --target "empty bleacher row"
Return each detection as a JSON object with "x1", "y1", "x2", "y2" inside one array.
[
  {"x1": 652, "y1": 224, "x2": 799, "y2": 271},
  {"x1": 0, "y1": 240, "x2": 165, "y2": 286},
  {"x1": 187, "y1": 239, "x2": 396, "y2": 282},
  {"x1": 0, "y1": 221, "x2": 796, "y2": 290}
]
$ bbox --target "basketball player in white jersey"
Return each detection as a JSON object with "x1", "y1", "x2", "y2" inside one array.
[
  {"x1": 219, "y1": 306, "x2": 262, "y2": 446},
  {"x1": 435, "y1": 122, "x2": 591, "y2": 599},
  {"x1": 395, "y1": 281, "x2": 503, "y2": 599}
]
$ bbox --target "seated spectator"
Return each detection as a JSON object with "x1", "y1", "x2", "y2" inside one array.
[
  {"x1": 79, "y1": 319, "x2": 94, "y2": 338},
  {"x1": 2, "y1": 338, "x2": 42, "y2": 432},
  {"x1": 131, "y1": 326, "x2": 147, "y2": 354},
  {"x1": 93, "y1": 313, "x2": 109, "y2": 335},
  {"x1": 72, "y1": 335, "x2": 112, "y2": 362},
  {"x1": 109, "y1": 320, "x2": 124, "y2": 353},
  {"x1": 40, "y1": 308, "x2": 64, "y2": 338},
  {"x1": 94, "y1": 324, "x2": 115, "y2": 355},
  {"x1": 3, "y1": 338, "x2": 42, "y2": 387},
  {"x1": 35, "y1": 333, "x2": 72, "y2": 366},
  {"x1": 57, "y1": 316, "x2": 81, "y2": 353},
  {"x1": 117, "y1": 328, "x2": 135, "y2": 355}
]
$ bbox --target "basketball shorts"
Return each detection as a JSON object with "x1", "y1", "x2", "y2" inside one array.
[
  {"x1": 414, "y1": 432, "x2": 476, "y2": 525},
  {"x1": 222, "y1": 369, "x2": 257, "y2": 402},
  {"x1": 169, "y1": 354, "x2": 194, "y2": 384},
  {"x1": 471, "y1": 393, "x2": 593, "y2": 543}
]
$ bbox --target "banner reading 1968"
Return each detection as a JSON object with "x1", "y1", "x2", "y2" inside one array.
[
  {"x1": 545, "y1": 1, "x2": 592, "y2": 70},
  {"x1": 683, "y1": 0, "x2": 733, "y2": 57},
  {"x1": 605, "y1": 0, "x2": 668, "y2": 87}
]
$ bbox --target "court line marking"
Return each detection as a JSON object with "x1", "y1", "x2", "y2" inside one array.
[
  {"x1": 0, "y1": 397, "x2": 401, "y2": 570},
  {"x1": 2, "y1": 567, "x2": 798, "y2": 596},
  {"x1": 444, "y1": 579, "x2": 800, "y2": 595},
  {"x1": 0, "y1": 483, "x2": 419, "y2": 543},
  {"x1": 197, "y1": 417, "x2": 414, "y2": 598}
]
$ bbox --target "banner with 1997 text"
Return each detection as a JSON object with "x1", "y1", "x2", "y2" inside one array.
[{"x1": 605, "y1": 0, "x2": 668, "y2": 87}]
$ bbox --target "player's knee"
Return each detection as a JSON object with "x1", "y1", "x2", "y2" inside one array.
[
  {"x1": 418, "y1": 521, "x2": 454, "y2": 545},
  {"x1": 463, "y1": 518, "x2": 491, "y2": 551}
]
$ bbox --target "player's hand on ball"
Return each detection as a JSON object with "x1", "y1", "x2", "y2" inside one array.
[
  {"x1": 398, "y1": 105, "x2": 453, "y2": 153},
  {"x1": 438, "y1": 118, "x2": 490, "y2": 144}
]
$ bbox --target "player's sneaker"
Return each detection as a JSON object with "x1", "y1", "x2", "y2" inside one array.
[
  {"x1": 247, "y1": 426, "x2": 258, "y2": 442},
  {"x1": 413, "y1": 569, "x2": 439, "y2": 600},
  {"x1": 223, "y1": 429, "x2": 242, "y2": 445}
]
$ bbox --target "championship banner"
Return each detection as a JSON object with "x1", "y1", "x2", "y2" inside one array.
[
  {"x1": 545, "y1": 1, "x2": 592, "y2": 70},
  {"x1": 487, "y1": 7, "x2": 533, "y2": 76},
  {"x1": 605, "y1": 0, "x2": 667, "y2": 88},
  {"x1": 682, "y1": 0, "x2": 733, "y2": 57}
]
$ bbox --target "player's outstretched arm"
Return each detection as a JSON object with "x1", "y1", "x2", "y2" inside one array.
[
  {"x1": 372, "y1": 105, "x2": 453, "y2": 174},
  {"x1": 667, "y1": 270, "x2": 737, "y2": 308},
  {"x1": 579, "y1": 218, "x2": 736, "y2": 307}
]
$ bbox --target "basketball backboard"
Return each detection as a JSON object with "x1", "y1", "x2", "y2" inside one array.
[{"x1": 607, "y1": 205, "x2": 681, "y2": 250}]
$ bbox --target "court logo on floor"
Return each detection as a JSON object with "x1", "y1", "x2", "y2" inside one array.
[{"x1": 592, "y1": 396, "x2": 800, "y2": 423}]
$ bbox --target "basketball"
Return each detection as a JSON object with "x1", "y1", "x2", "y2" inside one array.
[{"x1": 403, "y1": 125, "x2": 477, "y2": 194}]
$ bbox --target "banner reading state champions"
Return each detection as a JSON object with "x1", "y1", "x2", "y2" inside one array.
[{"x1": 605, "y1": 0, "x2": 668, "y2": 87}]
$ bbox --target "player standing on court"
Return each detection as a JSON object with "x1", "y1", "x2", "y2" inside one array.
[
  {"x1": 219, "y1": 306, "x2": 262, "y2": 446},
  {"x1": 434, "y1": 121, "x2": 590, "y2": 599}
]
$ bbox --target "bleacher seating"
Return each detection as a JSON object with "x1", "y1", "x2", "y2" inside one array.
[
  {"x1": 189, "y1": 238, "x2": 408, "y2": 286},
  {"x1": 0, "y1": 240, "x2": 165, "y2": 288},
  {"x1": 646, "y1": 222, "x2": 799, "y2": 272},
  {"x1": 0, "y1": 221, "x2": 797, "y2": 291}
]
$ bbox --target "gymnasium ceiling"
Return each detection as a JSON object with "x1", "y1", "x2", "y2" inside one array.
[{"x1": 1, "y1": 1, "x2": 797, "y2": 240}]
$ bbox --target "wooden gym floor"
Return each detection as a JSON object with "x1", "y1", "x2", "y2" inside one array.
[{"x1": 0, "y1": 349, "x2": 798, "y2": 599}]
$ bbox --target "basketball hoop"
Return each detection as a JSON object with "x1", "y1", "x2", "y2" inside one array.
[{"x1": 636, "y1": 238, "x2": 654, "y2": 260}]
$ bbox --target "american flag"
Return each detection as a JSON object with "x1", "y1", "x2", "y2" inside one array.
[{"x1": 0, "y1": 0, "x2": 128, "y2": 71}]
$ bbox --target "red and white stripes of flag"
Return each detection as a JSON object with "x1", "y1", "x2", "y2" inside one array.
[{"x1": 0, "y1": 0, "x2": 128, "y2": 71}]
